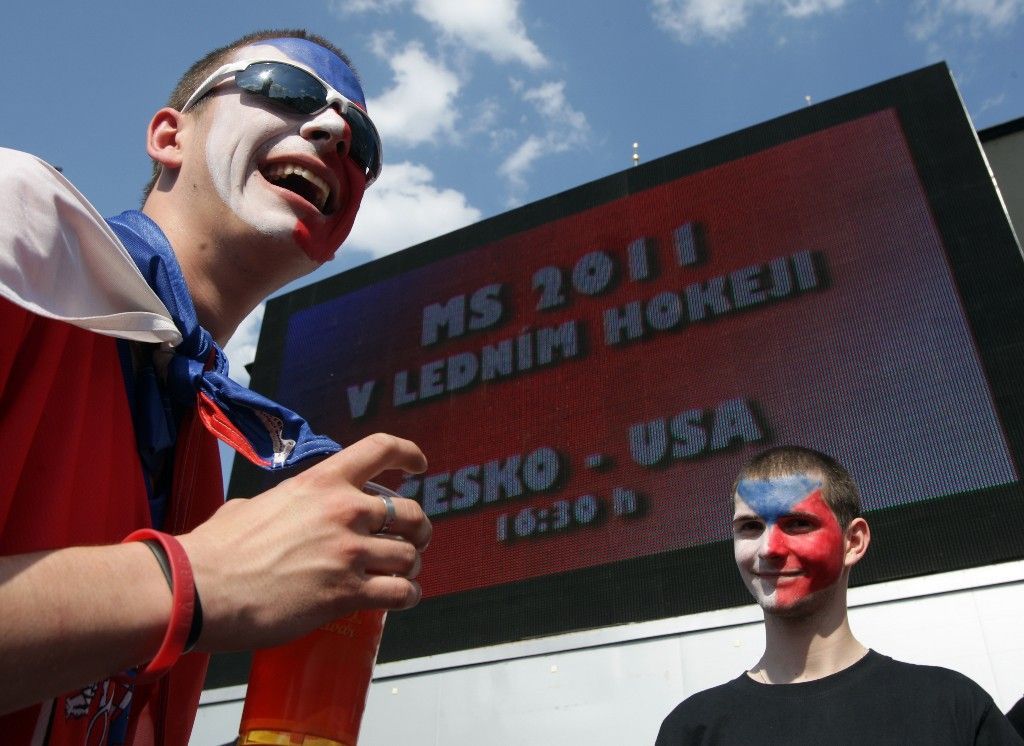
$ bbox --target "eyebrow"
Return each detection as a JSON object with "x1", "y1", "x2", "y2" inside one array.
[
  {"x1": 732, "y1": 509, "x2": 819, "y2": 525},
  {"x1": 732, "y1": 513, "x2": 762, "y2": 525},
  {"x1": 779, "y1": 510, "x2": 819, "y2": 520}
]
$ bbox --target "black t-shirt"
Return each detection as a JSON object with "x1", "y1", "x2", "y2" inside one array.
[
  {"x1": 1007, "y1": 695, "x2": 1024, "y2": 739},
  {"x1": 655, "y1": 650, "x2": 1024, "y2": 745}
]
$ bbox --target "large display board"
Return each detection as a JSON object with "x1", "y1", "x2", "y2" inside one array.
[{"x1": 228, "y1": 63, "x2": 1024, "y2": 666}]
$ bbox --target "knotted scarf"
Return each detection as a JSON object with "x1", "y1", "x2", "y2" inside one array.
[{"x1": 106, "y1": 210, "x2": 341, "y2": 472}]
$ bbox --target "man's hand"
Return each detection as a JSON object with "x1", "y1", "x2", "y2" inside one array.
[{"x1": 178, "y1": 432, "x2": 430, "y2": 652}]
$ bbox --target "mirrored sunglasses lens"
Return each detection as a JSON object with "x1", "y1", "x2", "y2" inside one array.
[
  {"x1": 237, "y1": 63, "x2": 326, "y2": 115},
  {"x1": 344, "y1": 109, "x2": 381, "y2": 179}
]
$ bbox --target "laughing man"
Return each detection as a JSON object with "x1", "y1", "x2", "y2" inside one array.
[{"x1": 0, "y1": 30, "x2": 431, "y2": 744}]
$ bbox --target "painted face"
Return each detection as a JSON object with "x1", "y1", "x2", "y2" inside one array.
[
  {"x1": 732, "y1": 474, "x2": 845, "y2": 613},
  {"x1": 198, "y1": 38, "x2": 369, "y2": 263}
]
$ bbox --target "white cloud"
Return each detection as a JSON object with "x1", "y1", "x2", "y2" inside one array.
[
  {"x1": 465, "y1": 97, "x2": 502, "y2": 137},
  {"x1": 650, "y1": 0, "x2": 847, "y2": 42},
  {"x1": 333, "y1": 0, "x2": 545, "y2": 68},
  {"x1": 331, "y1": 0, "x2": 582, "y2": 205},
  {"x1": 367, "y1": 39, "x2": 462, "y2": 148},
  {"x1": 412, "y1": 0, "x2": 547, "y2": 68},
  {"x1": 948, "y1": 0, "x2": 1022, "y2": 26},
  {"x1": 979, "y1": 92, "x2": 1007, "y2": 113},
  {"x1": 497, "y1": 80, "x2": 590, "y2": 196},
  {"x1": 651, "y1": 0, "x2": 755, "y2": 42},
  {"x1": 347, "y1": 161, "x2": 482, "y2": 256},
  {"x1": 498, "y1": 136, "x2": 546, "y2": 191},
  {"x1": 328, "y1": 0, "x2": 404, "y2": 15},
  {"x1": 781, "y1": 0, "x2": 844, "y2": 18},
  {"x1": 224, "y1": 302, "x2": 266, "y2": 387},
  {"x1": 909, "y1": 0, "x2": 1022, "y2": 41},
  {"x1": 523, "y1": 81, "x2": 589, "y2": 134}
]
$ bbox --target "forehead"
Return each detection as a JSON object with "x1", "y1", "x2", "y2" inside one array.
[
  {"x1": 232, "y1": 38, "x2": 366, "y2": 107},
  {"x1": 733, "y1": 473, "x2": 824, "y2": 522}
]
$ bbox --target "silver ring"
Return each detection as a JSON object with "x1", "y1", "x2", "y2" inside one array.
[
  {"x1": 376, "y1": 492, "x2": 397, "y2": 534},
  {"x1": 364, "y1": 481, "x2": 399, "y2": 534}
]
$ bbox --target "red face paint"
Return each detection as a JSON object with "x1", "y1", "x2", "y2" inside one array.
[
  {"x1": 292, "y1": 220, "x2": 313, "y2": 256},
  {"x1": 733, "y1": 476, "x2": 845, "y2": 612},
  {"x1": 291, "y1": 155, "x2": 366, "y2": 263}
]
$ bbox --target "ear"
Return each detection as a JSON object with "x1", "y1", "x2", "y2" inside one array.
[
  {"x1": 146, "y1": 107, "x2": 187, "y2": 170},
  {"x1": 842, "y1": 516, "x2": 870, "y2": 569}
]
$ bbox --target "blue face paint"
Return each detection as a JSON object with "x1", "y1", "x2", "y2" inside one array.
[
  {"x1": 736, "y1": 474, "x2": 823, "y2": 524},
  {"x1": 264, "y1": 37, "x2": 366, "y2": 108}
]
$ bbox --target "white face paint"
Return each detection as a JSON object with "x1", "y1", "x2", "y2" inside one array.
[
  {"x1": 203, "y1": 46, "x2": 294, "y2": 238},
  {"x1": 198, "y1": 43, "x2": 365, "y2": 263}
]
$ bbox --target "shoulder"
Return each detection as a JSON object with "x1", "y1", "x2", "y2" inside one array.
[
  {"x1": 656, "y1": 676, "x2": 748, "y2": 744},
  {"x1": 1007, "y1": 695, "x2": 1024, "y2": 735},
  {"x1": 870, "y1": 653, "x2": 1013, "y2": 723},
  {"x1": 0, "y1": 147, "x2": 63, "y2": 192},
  {"x1": 873, "y1": 653, "x2": 991, "y2": 693},
  {"x1": 865, "y1": 653, "x2": 1024, "y2": 742},
  {"x1": 667, "y1": 675, "x2": 749, "y2": 714}
]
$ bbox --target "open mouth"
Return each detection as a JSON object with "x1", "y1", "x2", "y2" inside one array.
[{"x1": 263, "y1": 163, "x2": 333, "y2": 214}]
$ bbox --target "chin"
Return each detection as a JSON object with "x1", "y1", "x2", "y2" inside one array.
[
  {"x1": 759, "y1": 586, "x2": 837, "y2": 619},
  {"x1": 248, "y1": 214, "x2": 303, "y2": 239},
  {"x1": 762, "y1": 598, "x2": 817, "y2": 619}
]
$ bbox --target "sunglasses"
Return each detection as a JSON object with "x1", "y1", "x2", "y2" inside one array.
[{"x1": 181, "y1": 60, "x2": 382, "y2": 185}]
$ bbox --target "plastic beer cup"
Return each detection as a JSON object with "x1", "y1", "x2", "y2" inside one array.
[{"x1": 237, "y1": 483, "x2": 398, "y2": 746}]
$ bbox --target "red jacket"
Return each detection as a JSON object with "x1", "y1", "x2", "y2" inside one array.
[{"x1": 0, "y1": 298, "x2": 224, "y2": 744}]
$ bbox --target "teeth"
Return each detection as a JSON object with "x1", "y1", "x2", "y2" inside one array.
[{"x1": 264, "y1": 162, "x2": 330, "y2": 212}]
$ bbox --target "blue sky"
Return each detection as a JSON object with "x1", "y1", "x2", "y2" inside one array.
[{"x1": 2, "y1": 0, "x2": 1021, "y2": 388}]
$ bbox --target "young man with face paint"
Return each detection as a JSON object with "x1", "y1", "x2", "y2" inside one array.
[
  {"x1": 0, "y1": 30, "x2": 431, "y2": 744},
  {"x1": 655, "y1": 446, "x2": 1023, "y2": 745}
]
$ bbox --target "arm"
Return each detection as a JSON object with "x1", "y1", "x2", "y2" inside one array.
[
  {"x1": 0, "y1": 432, "x2": 429, "y2": 715},
  {"x1": 0, "y1": 543, "x2": 173, "y2": 714},
  {"x1": 976, "y1": 700, "x2": 1024, "y2": 745}
]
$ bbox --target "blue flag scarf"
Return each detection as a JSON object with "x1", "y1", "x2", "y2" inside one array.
[{"x1": 106, "y1": 209, "x2": 341, "y2": 472}]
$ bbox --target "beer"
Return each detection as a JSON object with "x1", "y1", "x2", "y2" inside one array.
[
  {"x1": 237, "y1": 483, "x2": 397, "y2": 745},
  {"x1": 237, "y1": 609, "x2": 386, "y2": 745}
]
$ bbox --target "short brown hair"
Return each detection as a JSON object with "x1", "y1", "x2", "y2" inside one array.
[
  {"x1": 732, "y1": 446, "x2": 862, "y2": 528},
  {"x1": 142, "y1": 29, "x2": 358, "y2": 203}
]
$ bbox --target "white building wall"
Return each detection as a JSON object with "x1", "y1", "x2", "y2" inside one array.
[
  {"x1": 193, "y1": 560, "x2": 1024, "y2": 745},
  {"x1": 982, "y1": 120, "x2": 1024, "y2": 247}
]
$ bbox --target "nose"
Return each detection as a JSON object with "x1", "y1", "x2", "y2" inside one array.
[
  {"x1": 759, "y1": 524, "x2": 787, "y2": 559},
  {"x1": 300, "y1": 106, "x2": 352, "y2": 158}
]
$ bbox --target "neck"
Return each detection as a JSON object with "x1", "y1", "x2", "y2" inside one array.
[
  {"x1": 172, "y1": 239, "x2": 274, "y2": 345},
  {"x1": 751, "y1": 586, "x2": 867, "y2": 684},
  {"x1": 141, "y1": 201, "x2": 304, "y2": 345}
]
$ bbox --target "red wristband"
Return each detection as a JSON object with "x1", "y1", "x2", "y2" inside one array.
[{"x1": 119, "y1": 528, "x2": 195, "y2": 684}]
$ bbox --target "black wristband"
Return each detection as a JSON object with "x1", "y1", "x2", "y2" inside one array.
[
  {"x1": 185, "y1": 579, "x2": 204, "y2": 653},
  {"x1": 141, "y1": 538, "x2": 204, "y2": 653}
]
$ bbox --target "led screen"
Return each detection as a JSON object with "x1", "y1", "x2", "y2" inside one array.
[{"x1": 226, "y1": 63, "x2": 1024, "y2": 670}]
